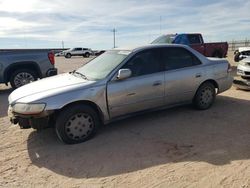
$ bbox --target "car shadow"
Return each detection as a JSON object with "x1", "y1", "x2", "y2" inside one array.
[
  {"x1": 27, "y1": 94, "x2": 250, "y2": 178},
  {"x1": 0, "y1": 87, "x2": 12, "y2": 118}
]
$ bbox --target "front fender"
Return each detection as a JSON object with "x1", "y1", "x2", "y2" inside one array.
[{"x1": 37, "y1": 85, "x2": 110, "y2": 121}]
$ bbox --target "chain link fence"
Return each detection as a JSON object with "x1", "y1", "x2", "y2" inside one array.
[{"x1": 228, "y1": 39, "x2": 250, "y2": 51}]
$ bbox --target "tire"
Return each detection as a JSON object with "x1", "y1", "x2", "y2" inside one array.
[
  {"x1": 65, "y1": 53, "x2": 71, "y2": 58},
  {"x1": 55, "y1": 104, "x2": 100, "y2": 144},
  {"x1": 234, "y1": 52, "x2": 241, "y2": 62},
  {"x1": 10, "y1": 69, "x2": 37, "y2": 89},
  {"x1": 193, "y1": 82, "x2": 216, "y2": 110},
  {"x1": 84, "y1": 52, "x2": 90, "y2": 58}
]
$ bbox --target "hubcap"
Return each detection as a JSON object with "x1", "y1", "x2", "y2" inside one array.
[
  {"x1": 200, "y1": 87, "x2": 213, "y2": 106},
  {"x1": 14, "y1": 72, "x2": 35, "y2": 88},
  {"x1": 65, "y1": 113, "x2": 94, "y2": 140}
]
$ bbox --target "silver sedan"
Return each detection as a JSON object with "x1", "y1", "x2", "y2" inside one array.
[{"x1": 8, "y1": 44, "x2": 233, "y2": 144}]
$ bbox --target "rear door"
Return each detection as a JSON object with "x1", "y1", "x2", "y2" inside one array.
[
  {"x1": 107, "y1": 48, "x2": 165, "y2": 118},
  {"x1": 73, "y1": 48, "x2": 82, "y2": 55},
  {"x1": 161, "y1": 47, "x2": 204, "y2": 105}
]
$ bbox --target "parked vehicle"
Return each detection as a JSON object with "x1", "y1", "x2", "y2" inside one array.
[
  {"x1": 8, "y1": 44, "x2": 233, "y2": 144},
  {"x1": 237, "y1": 56, "x2": 250, "y2": 79},
  {"x1": 93, "y1": 50, "x2": 106, "y2": 56},
  {"x1": 233, "y1": 56, "x2": 250, "y2": 90},
  {"x1": 234, "y1": 47, "x2": 250, "y2": 62},
  {"x1": 55, "y1": 51, "x2": 65, "y2": 57},
  {"x1": 152, "y1": 33, "x2": 228, "y2": 58},
  {"x1": 0, "y1": 50, "x2": 57, "y2": 89},
  {"x1": 63, "y1": 47, "x2": 93, "y2": 58}
]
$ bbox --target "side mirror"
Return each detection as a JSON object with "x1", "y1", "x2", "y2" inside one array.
[{"x1": 117, "y1": 69, "x2": 132, "y2": 80}]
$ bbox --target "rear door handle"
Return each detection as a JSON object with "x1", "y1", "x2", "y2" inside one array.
[{"x1": 153, "y1": 81, "x2": 162, "y2": 86}]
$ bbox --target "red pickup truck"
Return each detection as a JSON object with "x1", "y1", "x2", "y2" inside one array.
[{"x1": 152, "y1": 33, "x2": 228, "y2": 58}]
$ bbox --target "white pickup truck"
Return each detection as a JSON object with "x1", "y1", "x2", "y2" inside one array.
[{"x1": 63, "y1": 47, "x2": 93, "y2": 58}]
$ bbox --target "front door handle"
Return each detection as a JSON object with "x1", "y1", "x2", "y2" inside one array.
[
  {"x1": 153, "y1": 81, "x2": 162, "y2": 86},
  {"x1": 195, "y1": 73, "x2": 202, "y2": 78}
]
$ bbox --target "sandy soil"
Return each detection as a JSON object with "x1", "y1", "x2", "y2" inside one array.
[{"x1": 0, "y1": 53, "x2": 250, "y2": 187}]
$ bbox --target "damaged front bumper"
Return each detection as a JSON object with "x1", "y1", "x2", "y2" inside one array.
[
  {"x1": 233, "y1": 78, "x2": 250, "y2": 90},
  {"x1": 8, "y1": 105, "x2": 54, "y2": 128}
]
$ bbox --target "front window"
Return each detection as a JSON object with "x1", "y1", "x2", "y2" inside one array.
[
  {"x1": 76, "y1": 50, "x2": 130, "y2": 80},
  {"x1": 122, "y1": 49, "x2": 162, "y2": 77},
  {"x1": 187, "y1": 35, "x2": 202, "y2": 44}
]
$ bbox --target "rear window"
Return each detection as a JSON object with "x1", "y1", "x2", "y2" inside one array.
[
  {"x1": 187, "y1": 35, "x2": 202, "y2": 44},
  {"x1": 161, "y1": 47, "x2": 201, "y2": 71}
]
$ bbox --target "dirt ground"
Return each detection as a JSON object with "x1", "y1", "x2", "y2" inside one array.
[{"x1": 0, "y1": 52, "x2": 250, "y2": 187}]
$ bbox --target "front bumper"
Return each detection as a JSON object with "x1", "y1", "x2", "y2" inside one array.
[
  {"x1": 8, "y1": 106, "x2": 18, "y2": 124},
  {"x1": 8, "y1": 105, "x2": 54, "y2": 124},
  {"x1": 237, "y1": 64, "x2": 250, "y2": 77},
  {"x1": 233, "y1": 78, "x2": 250, "y2": 90}
]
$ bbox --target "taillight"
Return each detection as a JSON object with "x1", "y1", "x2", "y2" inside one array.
[
  {"x1": 227, "y1": 63, "x2": 232, "y2": 73},
  {"x1": 48, "y1": 51, "x2": 55, "y2": 65}
]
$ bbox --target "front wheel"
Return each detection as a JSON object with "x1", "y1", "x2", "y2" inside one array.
[
  {"x1": 234, "y1": 52, "x2": 241, "y2": 62},
  {"x1": 193, "y1": 82, "x2": 216, "y2": 110},
  {"x1": 55, "y1": 104, "x2": 100, "y2": 144}
]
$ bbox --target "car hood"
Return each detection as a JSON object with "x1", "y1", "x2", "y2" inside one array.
[
  {"x1": 8, "y1": 73, "x2": 96, "y2": 104},
  {"x1": 238, "y1": 47, "x2": 250, "y2": 53}
]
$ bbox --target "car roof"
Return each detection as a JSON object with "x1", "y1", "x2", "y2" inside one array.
[{"x1": 113, "y1": 43, "x2": 190, "y2": 52}]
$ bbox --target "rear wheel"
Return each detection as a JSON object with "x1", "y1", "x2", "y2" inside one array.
[
  {"x1": 84, "y1": 52, "x2": 90, "y2": 58},
  {"x1": 55, "y1": 104, "x2": 100, "y2": 144},
  {"x1": 193, "y1": 82, "x2": 216, "y2": 110},
  {"x1": 10, "y1": 69, "x2": 37, "y2": 89},
  {"x1": 65, "y1": 53, "x2": 71, "y2": 58}
]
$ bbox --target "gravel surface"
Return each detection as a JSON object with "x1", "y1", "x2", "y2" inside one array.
[{"x1": 0, "y1": 53, "x2": 250, "y2": 187}]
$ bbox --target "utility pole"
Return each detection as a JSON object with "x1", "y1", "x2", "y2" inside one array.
[
  {"x1": 112, "y1": 28, "x2": 117, "y2": 48},
  {"x1": 160, "y1": 16, "x2": 162, "y2": 35},
  {"x1": 62, "y1": 40, "x2": 64, "y2": 49}
]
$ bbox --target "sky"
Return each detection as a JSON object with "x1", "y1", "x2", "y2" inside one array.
[{"x1": 0, "y1": 0, "x2": 250, "y2": 50}]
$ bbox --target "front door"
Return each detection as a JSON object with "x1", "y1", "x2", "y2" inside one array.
[{"x1": 107, "y1": 49, "x2": 165, "y2": 118}]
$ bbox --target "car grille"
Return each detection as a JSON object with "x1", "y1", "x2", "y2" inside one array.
[{"x1": 245, "y1": 71, "x2": 250, "y2": 75}]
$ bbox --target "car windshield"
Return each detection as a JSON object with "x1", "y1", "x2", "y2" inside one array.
[
  {"x1": 76, "y1": 50, "x2": 130, "y2": 80},
  {"x1": 151, "y1": 34, "x2": 176, "y2": 44}
]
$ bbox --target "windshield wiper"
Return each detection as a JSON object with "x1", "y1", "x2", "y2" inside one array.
[{"x1": 71, "y1": 70, "x2": 88, "y2": 80}]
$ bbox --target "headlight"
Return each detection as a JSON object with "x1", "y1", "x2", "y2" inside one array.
[{"x1": 12, "y1": 103, "x2": 46, "y2": 115}]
